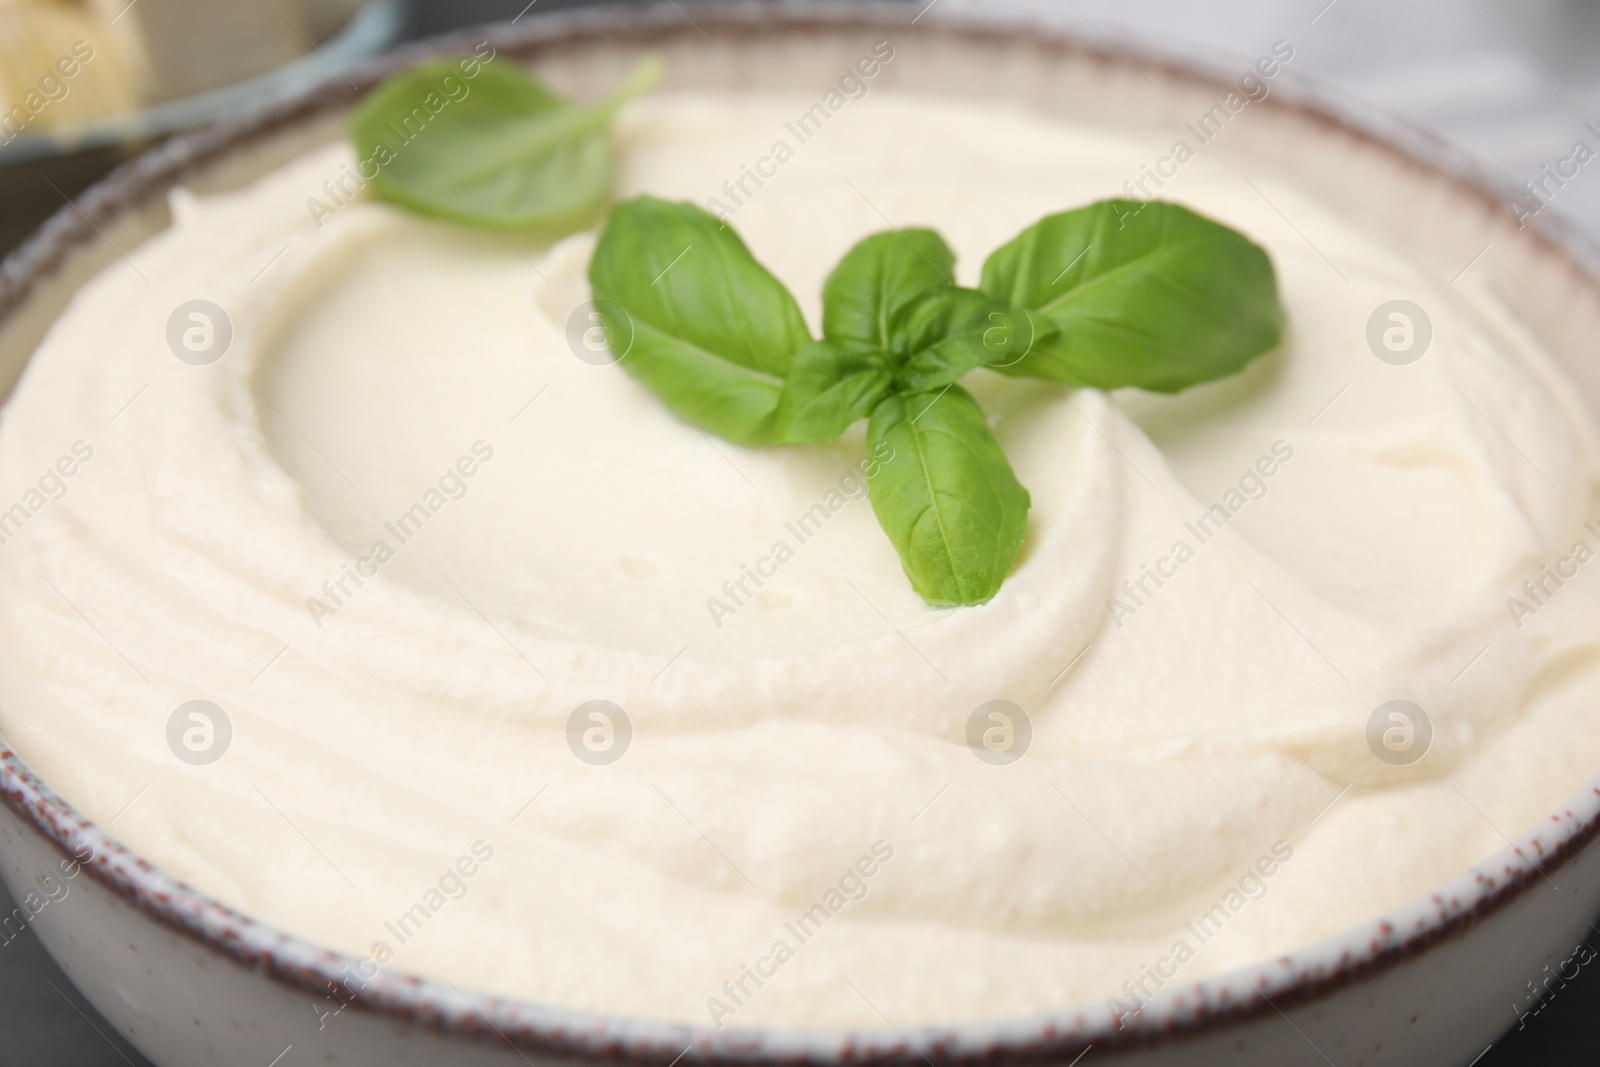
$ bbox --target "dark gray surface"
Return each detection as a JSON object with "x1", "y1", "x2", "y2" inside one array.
[
  {"x1": 5, "y1": 0, "x2": 1600, "y2": 1064},
  {"x1": 0, "y1": 872, "x2": 156, "y2": 1066}
]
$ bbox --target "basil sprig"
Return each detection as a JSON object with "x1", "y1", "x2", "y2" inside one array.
[
  {"x1": 590, "y1": 196, "x2": 1281, "y2": 607},
  {"x1": 349, "y1": 55, "x2": 660, "y2": 232}
]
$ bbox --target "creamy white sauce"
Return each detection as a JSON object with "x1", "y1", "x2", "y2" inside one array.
[{"x1": 2, "y1": 91, "x2": 1599, "y2": 1028}]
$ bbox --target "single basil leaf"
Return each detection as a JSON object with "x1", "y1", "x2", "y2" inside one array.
[
  {"x1": 349, "y1": 54, "x2": 660, "y2": 232},
  {"x1": 866, "y1": 387, "x2": 1030, "y2": 607},
  {"x1": 823, "y1": 229, "x2": 955, "y2": 351},
  {"x1": 891, "y1": 288, "x2": 1047, "y2": 393},
  {"x1": 979, "y1": 199, "x2": 1283, "y2": 392},
  {"x1": 774, "y1": 342, "x2": 894, "y2": 443},
  {"x1": 589, "y1": 196, "x2": 813, "y2": 445}
]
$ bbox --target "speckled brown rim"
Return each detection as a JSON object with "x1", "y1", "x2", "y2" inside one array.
[{"x1": 4, "y1": 2, "x2": 1600, "y2": 1063}]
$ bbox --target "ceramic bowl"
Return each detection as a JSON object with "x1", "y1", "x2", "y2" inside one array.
[{"x1": 3, "y1": 4, "x2": 1600, "y2": 1065}]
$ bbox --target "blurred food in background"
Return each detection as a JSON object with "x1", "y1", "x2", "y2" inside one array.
[
  {"x1": 0, "y1": 2, "x2": 140, "y2": 136},
  {"x1": 0, "y1": 0, "x2": 393, "y2": 253},
  {"x1": 0, "y1": 0, "x2": 370, "y2": 135}
]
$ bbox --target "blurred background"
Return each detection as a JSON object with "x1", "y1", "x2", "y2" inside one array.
[{"x1": 1, "y1": 0, "x2": 1598, "y2": 1063}]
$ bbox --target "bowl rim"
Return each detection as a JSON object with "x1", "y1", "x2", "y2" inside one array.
[{"x1": 3, "y1": 1, "x2": 1600, "y2": 1063}]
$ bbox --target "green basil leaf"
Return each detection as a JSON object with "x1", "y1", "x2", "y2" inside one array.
[
  {"x1": 866, "y1": 386, "x2": 1031, "y2": 607},
  {"x1": 349, "y1": 54, "x2": 660, "y2": 232},
  {"x1": 589, "y1": 196, "x2": 813, "y2": 446},
  {"x1": 979, "y1": 199, "x2": 1283, "y2": 392},
  {"x1": 892, "y1": 287, "x2": 1046, "y2": 393},
  {"x1": 773, "y1": 342, "x2": 894, "y2": 443},
  {"x1": 823, "y1": 229, "x2": 955, "y2": 350}
]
